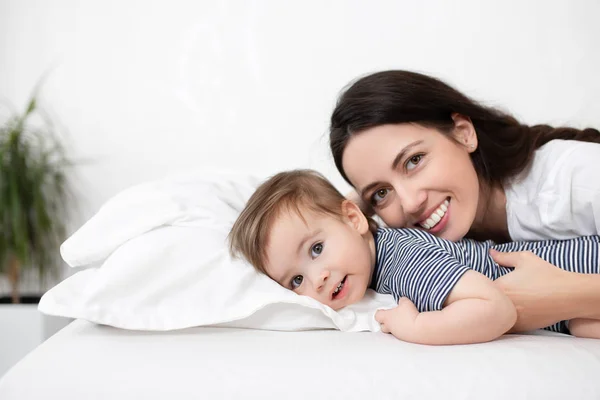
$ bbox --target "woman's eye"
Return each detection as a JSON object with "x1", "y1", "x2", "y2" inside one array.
[
  {"x1": 371, "y1": 188, "x2": 389, "y2": 205},
  {"x1": 291, "y1": 275, "x2": 303, "y2": 289},
  {"x1": 406, "y1": 154, "x2": 423, "y2": 171},
  {"x1": 310, "y1": 242, "x2": 323, "y2": 258}
]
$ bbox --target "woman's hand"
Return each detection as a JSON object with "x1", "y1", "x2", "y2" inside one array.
[{"x1": 491, "y1": 249, "x2": 600, "y2": 332}]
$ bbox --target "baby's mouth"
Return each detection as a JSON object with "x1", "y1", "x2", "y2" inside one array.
[{"x1": 332, "y1": 275, "x2": 347, "y2": 299}]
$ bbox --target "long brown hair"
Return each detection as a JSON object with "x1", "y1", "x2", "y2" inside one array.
[{"x1": 330, "y1": 70, "x2": 600, "y2": 187}]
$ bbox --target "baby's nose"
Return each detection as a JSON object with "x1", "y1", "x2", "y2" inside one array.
[{"x1": 314, "y1": 269, "x2": 330, "y2": 291}]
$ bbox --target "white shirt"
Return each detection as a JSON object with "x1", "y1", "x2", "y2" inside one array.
[{"x1": 505, "y1": 139, "x2": 600, "y2": 241}]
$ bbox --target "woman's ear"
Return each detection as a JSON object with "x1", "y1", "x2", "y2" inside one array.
[
  {"x1": 451, "y1": 113, "x2": 478, "y2": 153},
  {"x1": 341, "y1": 200, "x2": 369, "y2": 234}
]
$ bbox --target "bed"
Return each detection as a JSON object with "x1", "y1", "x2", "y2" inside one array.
[
  {"x1": 3, "y1": 172, "x2": 599, "y2": 399},
  {"x1": 1, "y1": 320, "x2": 600, "y2": 399}
]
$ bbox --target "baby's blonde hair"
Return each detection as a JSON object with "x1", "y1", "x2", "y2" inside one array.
[{"x1": 228, "y1": 169, "x2": 376, "y2": 274}]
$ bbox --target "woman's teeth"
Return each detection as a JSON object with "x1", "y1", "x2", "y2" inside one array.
[{"x1": 420, "y1": 200, "x2": 449, "y2": 230}]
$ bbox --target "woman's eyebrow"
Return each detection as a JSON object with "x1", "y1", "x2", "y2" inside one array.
[
  {"x1": 360, "y1": 181, "x2": 382, "y2": 199},
  {"x1": 359, "y1": 140, "x2": 424, "y2": 197},
  {"x1": 391, "y1": 140, "x2": 424, "y2": 169}
]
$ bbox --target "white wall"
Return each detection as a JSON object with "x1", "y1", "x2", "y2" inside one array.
[{"x1": 1, "y1": 0, "x2": 600, "y2": 289}]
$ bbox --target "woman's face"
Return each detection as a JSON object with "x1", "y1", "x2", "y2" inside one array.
[{"x1": 341, "y1": 121, "x2": 480, "y2": 241}]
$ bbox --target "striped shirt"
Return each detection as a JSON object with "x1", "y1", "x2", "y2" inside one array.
[{"x1": 370, "y1": 228, "x2": 600, "y2": 333}]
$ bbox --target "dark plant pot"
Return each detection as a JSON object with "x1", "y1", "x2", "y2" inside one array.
[{"x1": 0, "y1": 295, "x2": 42, "y2": 304}]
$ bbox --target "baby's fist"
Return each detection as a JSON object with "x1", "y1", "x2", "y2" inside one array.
[{"x1": 375, "y1": 297, "x2": 419, "y2": 337}]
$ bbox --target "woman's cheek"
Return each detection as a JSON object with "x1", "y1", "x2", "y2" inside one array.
[
  {"x1": 443, "y1": 210, "x2": 472, "y2": 242},
  {"x1": 378, "y1": 205, "x2": 407, "y2": 228}
]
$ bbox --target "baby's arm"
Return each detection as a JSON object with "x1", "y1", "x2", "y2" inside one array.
[{"x1": 377, "y1": 270, "x2": 517, "y2": 345}]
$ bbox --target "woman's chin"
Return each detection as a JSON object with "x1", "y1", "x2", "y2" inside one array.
[{"x1": 433, "y1": 224, "x2": 468, "y2": 242}]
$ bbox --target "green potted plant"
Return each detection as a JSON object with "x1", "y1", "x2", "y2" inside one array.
[{"x1": 0, "y1": 91, "x2": 71, "y2": 304}]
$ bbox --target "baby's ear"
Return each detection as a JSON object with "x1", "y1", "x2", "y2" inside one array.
[{"x1": 342, "y1": 200, "x2": 369, "y2": 234}]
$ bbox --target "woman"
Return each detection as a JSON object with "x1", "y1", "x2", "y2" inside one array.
[{"x1": 329, "y1": 70, "x2": 600, "y2": 332}]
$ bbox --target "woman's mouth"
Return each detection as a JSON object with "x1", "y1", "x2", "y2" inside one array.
[{"x1": 419, "y1": 198, "x2": 450, "y2": 233}]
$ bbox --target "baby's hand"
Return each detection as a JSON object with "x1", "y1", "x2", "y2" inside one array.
[{"x1": 375, "y1": 297, "x2": 419, "y2": 338}]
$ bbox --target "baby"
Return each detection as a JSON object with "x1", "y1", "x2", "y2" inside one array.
[{"x1": 229, "y1": 169, "x2": 600, "y2": 345}]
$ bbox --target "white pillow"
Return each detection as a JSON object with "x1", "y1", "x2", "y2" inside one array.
[{"x1": 39, "y1": 170, "x2": 396, "y2": 332}]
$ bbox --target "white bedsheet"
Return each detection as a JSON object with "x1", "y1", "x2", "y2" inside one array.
[{"x1": 1, "y1": 320, "x2": 600, "y2": 399}]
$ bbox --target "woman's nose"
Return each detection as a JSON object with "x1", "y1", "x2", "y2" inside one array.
[{"x1": 396, "y1": 185, "x2": 427, "y2": 217}]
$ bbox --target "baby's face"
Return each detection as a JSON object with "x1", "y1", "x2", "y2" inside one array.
[{"x1": 264, "y1": 205, "x2": 375, "y2": 310}]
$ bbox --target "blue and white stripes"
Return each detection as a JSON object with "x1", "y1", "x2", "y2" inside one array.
[{"x1": 371, "y1": 228, "x2": 600, "y2": 333}]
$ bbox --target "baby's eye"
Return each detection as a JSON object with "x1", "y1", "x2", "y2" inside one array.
[
  {"x1": 406, "y1": 154, "x2": 423, "y2": 171},
  {"x1": 291, "y1": 275, "x2": 303, "y2": 289},
  {"x1": 371, "y1": 188, "x2": 389, "y2": 205},
  {"x1": 310, "y1": 242, "x2": 323, "y2": 258}
]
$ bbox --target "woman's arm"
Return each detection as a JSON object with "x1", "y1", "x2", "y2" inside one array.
[
  {"x1": 491, "y1": 250, "x2": 600, "y2": 332},
  {"x1": 375, "y1": 270, "x2": 517, "y2": 345}
]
